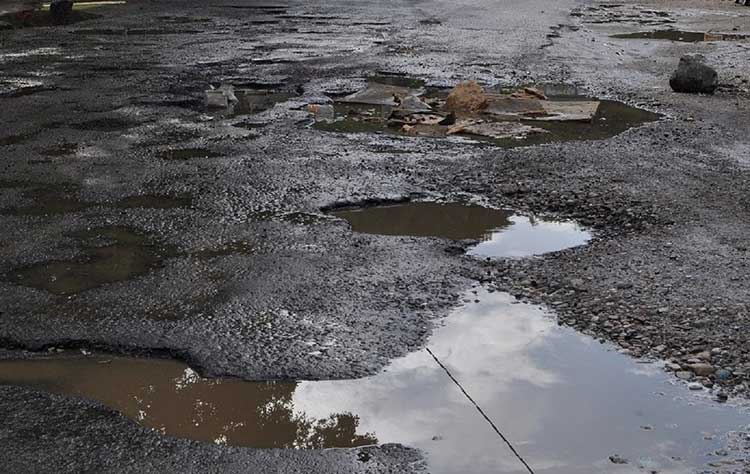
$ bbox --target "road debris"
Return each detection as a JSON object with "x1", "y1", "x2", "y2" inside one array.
[
  {"x1": 445, "y1": 81, "x2": 488, "y2": 113},
  {"x1": 670, "y1": 55, "x2": 718, "y2": 94}
]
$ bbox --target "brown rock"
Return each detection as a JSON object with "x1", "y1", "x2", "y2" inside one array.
[
  {"x1": 445, "y1": 81, "x2": 488, "y2": 113},
  {"x1": 688, "y1": 363, "x2": 716, "y2": 376}
]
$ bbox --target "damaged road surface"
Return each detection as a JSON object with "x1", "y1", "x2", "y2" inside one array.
[{"x1": 2, "y1": 0, "x2": 750, "y2": 473}]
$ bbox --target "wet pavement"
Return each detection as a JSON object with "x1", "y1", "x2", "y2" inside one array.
[{"x1": 2, "y1": 288, "x2": 748, "y2": 473}]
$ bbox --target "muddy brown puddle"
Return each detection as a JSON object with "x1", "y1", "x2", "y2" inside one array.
[
  {"x1": 329, "y1": 202, "x2": 591, "y2": 257},
  {"x1": 1, "y1": 289, "x2": 748, "y2": 473},
  {"x1": 8, "y1": 227, "x2": 174, "y2": 296}
]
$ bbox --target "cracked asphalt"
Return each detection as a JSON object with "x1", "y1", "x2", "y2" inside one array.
[{"x1": 1, "y1": 0, "x2": 750, "y2": 471}]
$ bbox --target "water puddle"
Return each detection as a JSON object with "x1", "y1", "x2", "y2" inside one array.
[
  {"x1": 1, "y1": 289, "x2": 747, "y2": 473},
  {"x1": 158, "y1": 147, "x2": 222, "y2": 160},
  {"x1": 329, "y1": 202, "x2": 591, "y2": 257},
  {"x1": 1, "y1": 187, "x2": 89, "y2": 216},
  {"x1": 0, "y1": 10, "x2": 98, "y2": 28},
  {"x1": 313, "y1": 79, "x2": 660, "y2": 147},
  {"x1": 115, "y1": 194, "x2": 192, "y2": 209},
  {"x1": 612, "y1": 30, "x2": 749, "y2": 42},
  {"x1": 0, "y1": 130, "x2": 41, "y2": 146},
  {"x1": 41, "y1": 142, "x2": 79, "y2": 157},
  {"x1": 208, "y1": 86, "x2": 299, "y2": 118},
  {"x1": 70, "y1": 117, "x2": 137, "y2": 132},
  {"x1": 7, "y1": 227, "x2": 174, "y2": 296}
]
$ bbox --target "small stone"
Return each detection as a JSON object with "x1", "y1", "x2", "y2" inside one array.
[
  {"x1": 716, "y1": 369, "x2": 732, "y2": 380},
  {"x1": 665, "y1": 362, "x2": 682, "y2": 371},
  {"x1": 675, "y1": 371, "x2": 694, "y2": 381},
  {"x1": 716, "y1": 392, "x2": 728, "y2": 402},
  {"x1": 609, "y1": 454, "x2": 628, "y2": 465},
  {"x1": 688, "y1": 363, "x2": 716, "y2": 376},
  {"x1": 688, "y1": 382, "x2": 703, "y2": 391}
]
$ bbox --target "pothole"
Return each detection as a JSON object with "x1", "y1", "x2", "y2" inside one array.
[
  {"x1": 612, "y1": 30, "x2": 749, "y2": 42},
  {"x1": 70, "y1": 117, "x2": 137, "y2": 132},
  {"x1": 1, "y1": 187, "x2": 89, "y2": 217},
  {"x1": 114, "y1": 194, "x2": 193, "y2": 209},
  {"x1": 0, "y1": 10, "x2": 99, "y2": 28},
  {"x1": 205, "y1": 84, "x2": 299, "y2": 117},
  {"x1": 1, "y1": 289, "x2": 747, "y2": 473},
  {"x1": 7, "y1": 227, "x2": 175, "y2": 296},
  {"x1": 312, "y1": 78, "x2": 660, "y2": 147},
  {"x1": 328, "y1": 202, "x2": 591, "y2": 257},
  {"x1": 158, "y1": 147, "x2": 223, "y2": 160}
]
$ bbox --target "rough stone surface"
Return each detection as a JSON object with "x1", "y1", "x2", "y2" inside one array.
[{"x1": 670, "y1": 55, "x2": 719, "y2": 94}]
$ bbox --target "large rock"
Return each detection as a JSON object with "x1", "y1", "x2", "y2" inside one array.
[{"x1": 669, "y1": 55, "x2": 718, "y2": 94}]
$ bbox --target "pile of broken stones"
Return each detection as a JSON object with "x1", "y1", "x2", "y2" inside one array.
[{"x1": 309, "y1": 80, "x2": 602, "y2": 140}]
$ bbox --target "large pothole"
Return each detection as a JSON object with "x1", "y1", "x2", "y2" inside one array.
[
  {"x1": 1, "y1": 289, "x2": 747, "y2": 473},
  {"x1": 312, "y1": 78, "x2": 660, "y2": 147},
  {"x1": 328, "y1": 201, "x2": 591, "y2": 257}
]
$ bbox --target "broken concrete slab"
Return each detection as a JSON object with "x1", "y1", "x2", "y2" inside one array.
[
  {"x1": 447, "y1": 120, "x2": 548, "y2": 140},
  {"x1": 340, "y1": 83, "x2": 425, "y2": 106},
  {"x1": 536, "y1": 100, "x2": 601, "y2": 122}
]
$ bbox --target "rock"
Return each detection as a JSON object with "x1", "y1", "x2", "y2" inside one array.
[
  {"x1": 715, "y1": 369, "x2": 732, "y2": 380},
  {"x1": 665, "y1": 362, "x2": 681, "y2": 371},
  {"x1": 609, "y1": 455, "x2": 628, "y2": 465},
  {"x1": 395, "y1": 95, "x2": 432, "y2": 113},
  {"x1": 716, "y1": 392, "x2": 728, "y2": 402},
  {"x1": 687, "y1": 382, "x2": 703, "y2": 391},
  {"x1": 675, "y1": 371, "x2": 694, "y2": 380},
  {"x1": 669, "y1": 55, "x2": 718, "y2": 94},
  {"x1": 445, "y1": 81, "x2": 488, "y2": 113},
  {"x1": 307, "y1": 104, "x2": 335, "y2": 121},
  {"x1": 688, "y1": 363, "x2": 716, "y2": 376}
]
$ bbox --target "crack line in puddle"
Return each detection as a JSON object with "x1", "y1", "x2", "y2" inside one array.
[{"x1": 425, "y1": 347, "x2": 535, "y2": 474}]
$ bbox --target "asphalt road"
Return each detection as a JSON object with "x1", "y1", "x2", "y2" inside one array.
[{"x1": 1, "y1": 0, "x2": 749, "y2": 471}]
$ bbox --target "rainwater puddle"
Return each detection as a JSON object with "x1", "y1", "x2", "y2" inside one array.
[
  {"x1": 612, "y1": 30, "x2": 749, "y2": 42},
  {"x1": 209, "y1": 87, "x2": 299, "y2": 118},
  {"x1": 329, "y1": 202, "x2": 591, "y2": 257},
  {"x1": 313, "y1": 79, "x2": 660, "y2": 147},
  {"x1": 1, "y1": 187, "x2": 89, "y2": 216},
  {"x1": 1, "y1": 289, "x2": 747, "y2": 473},
  {"x1": 0, "y1": 10, "x2": 98, "y2": 28},
  {"x1": 115, "y1": 194, "x2": 192, "y2": 209},
  {"x1": 158, "y1": 147, "x2": 222, "y2": 160},
  {"x1": 7, "y1": 227, "x2": 174, "y2": 295},
  {"x1": 70, "y1": 117, "x2": 137, "y2": 132}
]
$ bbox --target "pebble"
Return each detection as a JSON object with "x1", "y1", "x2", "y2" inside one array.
[
  {"x1": 688, "y1": 363, "x2": 715, "y2": 376},
  {"x1": 609, "y1": 455, "x2": 628, "y2": 465},
  {"x1": 687, "y1": 382, "x2": 703, "y2": 391},
  {"x1": 675, "y1": 371, "x2": 694, "y2": 381},
  {"x1": 716, "y1": 369, "x2": 732, "y2": 380}
]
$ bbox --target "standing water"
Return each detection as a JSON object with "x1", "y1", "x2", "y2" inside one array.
[{"x1": 0, "y1": 289, "x2": 747, "y2": 473}]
